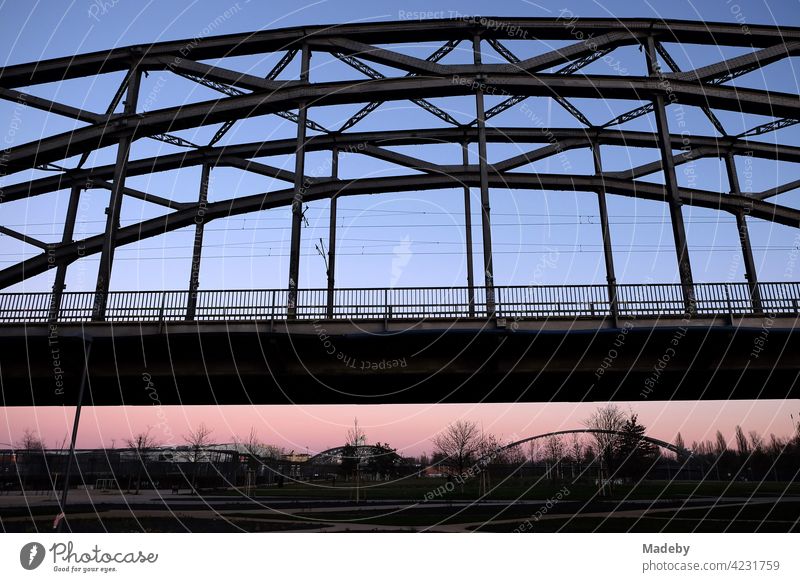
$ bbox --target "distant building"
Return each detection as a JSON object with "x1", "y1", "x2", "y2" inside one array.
[{"x1": 282, "y1": 452, "x2": 311, "y2": 463}]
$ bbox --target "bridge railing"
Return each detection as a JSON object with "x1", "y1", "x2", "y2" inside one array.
[{"x1": 0, "y1": 282, "x2": 798, "y2": 323}]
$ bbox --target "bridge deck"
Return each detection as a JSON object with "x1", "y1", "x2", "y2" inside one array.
[{"x1": 1, "y1": 283, "x2": 798, "y2": 407}]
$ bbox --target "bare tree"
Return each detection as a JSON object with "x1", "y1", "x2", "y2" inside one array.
[
  {"x1": 182, "y1": 422, "x2": 214, "y2": 491},
  {"x1": 16, "y1": 428, "x2": 45, "y2": 493},
  {"x1": 544, "y1": 435, "x2": 564, "y2": 460},
  {"x1": 767, "y1": 433, "x2": 784, "y2": 456},
  {"x1": 417, "y1": 451, "x2": 429, "y2": 467},
  {"x1": 712, "y1": 430, "x2": 729, "y2": 479},
  {"x1": 584, "y1": 404, "x2": 626, "y2": 492},
  {"x1": 241, "y1": 427, "x2": 265, "y2": 454},
  {"x1": 545, "y1": 435, "x2": 565, "y2": 480},
  {"x1": 701, "y1": 439, "x2": 715, "y2": 456},
  {"x1": 674, "y1": 432, "x2": 689, "y2": 464},
  {"x1": 346, "y1": 418, "x2": 366, "y2": 447},
  {"x1": 125, "y1": 428, "x2": 160, "y2": 494},
  {"x1": 714, "y1": 430, "x2": 728, "y2": 455},
  {"x1": 748, "y1": 430, "x2": 764, "y2": 453},
  {"x1": 235, "y1": 427, "x2": 267, "y2": 466},
  {"x1": 261, "y1": 444, "x2": 285, "y2": 460},
  {"x1": 734, "y1": 425, "x2": 750, "y2": 457},
  {"x1": 18, "y1": 428, "x2": 44, "y2": 450},
  {"x1": 476, "y1": 431, "x2": 503, "y2": 463},
  {"x1": 528, "y1": 440, "x2": 539, "y2": 463},
  {"x1": 473, "y1": 431, "x2": 502, "y2": 494},
  {"x1": 340, "y1": 418, "x2": 367, "y2": 482},
  {"x1": 674, "y1": 432, "x2": 685, "y2": 452},
  {"x1": 570, "y1": 433, "x2": 583, "y2": 464},
  {"x1": 504, "y1": 442, "x2": 526, "y2": 467},
  {"x1": 432, "y1": 420, "x2": 481, "y2": 477},
  {"x1": 233, "y1": 427, "x2": 270, "y2": 490}
]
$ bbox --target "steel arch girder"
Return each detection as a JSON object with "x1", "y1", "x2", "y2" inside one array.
[
  {"x1": 4, "y1": 75, "x2": 800, "y2": 174},
  {"x1": 1, "y1": 18, "x2": 798, "y2": 89},
  {"x1": 2, "y1": 171, "x2": 797, "y2": 290},
  {"x1": 307, "y1": 445, "x2": 393, "y2": 464},
  {"x1": 502, "y1": 429, "x2": 690, "y2": 457},
  {"x1": 3, "y1": 127, "x2": 799, "y2": 204}
]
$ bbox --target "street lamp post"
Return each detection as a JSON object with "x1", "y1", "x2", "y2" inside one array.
[
  {"x1": 54, "y1": 336, "x2": 93, "y2": 532},
  {"x1": 0, "y1": 443, "x2": 13, "y2": 496}
]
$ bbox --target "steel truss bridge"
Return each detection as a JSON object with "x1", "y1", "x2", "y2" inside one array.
[{"x1": 2, "y1": 18, "x2": 800, "y2": 406}]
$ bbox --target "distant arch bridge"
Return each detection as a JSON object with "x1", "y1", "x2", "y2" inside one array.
[{"x1": 307, "y1": 429, "x2": 691, "y2": 466}]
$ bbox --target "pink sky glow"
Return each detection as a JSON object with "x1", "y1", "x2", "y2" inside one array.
[{"x1": 2, "y1": 400, "x2": 798, "y2": 457}]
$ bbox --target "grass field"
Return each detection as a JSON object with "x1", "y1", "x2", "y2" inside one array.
[{"x1": 2, "y1": 478, "x2": 798, "y2": 532}]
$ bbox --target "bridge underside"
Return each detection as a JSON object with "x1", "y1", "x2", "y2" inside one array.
[{"x1": 2, "y1": 317, "x2": 797, "y2": 406}]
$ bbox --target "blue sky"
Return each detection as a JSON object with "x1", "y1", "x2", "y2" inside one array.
[{"x1": 2, "y1": 0, "x2": 800, "y2": 295}]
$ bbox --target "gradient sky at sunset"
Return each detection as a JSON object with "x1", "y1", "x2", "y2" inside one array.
[
  {"x1": 3, "y1": 401, "x2": 798, "y2": 457},
  {"x1": 1, "y1": 0, "x2": 799, "y2": 454}
]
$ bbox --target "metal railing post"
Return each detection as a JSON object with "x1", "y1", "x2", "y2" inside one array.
[
  {"x1": 270, "y1": 290, "x2": 276, "y2": 331},
  {"x1": 496, "y1": 286, "x2": 502, "y2": 319},
  {"x1": 384, "y1": 289, "x2": 390, "y2": 331},
  {"x1": 159, "y1": 291, "x2": 166, "y2": 324},
  {"x1": 725, "y1": 284, "x2": 734, "y2": 325}
]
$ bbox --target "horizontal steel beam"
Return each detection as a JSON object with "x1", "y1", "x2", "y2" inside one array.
[
  {"x1": 310, "y1": 38, "x2": 447, "y2": 76},
  {"x1": 515, "y1": 30, "x2": 636, "y2": 73},
  {"x1": 669, "y1": 41, "x2": 800, "y2": 84},
  {"x1": 492, "y1": 139, "x2": 585, "y2": 172},
  {"x1": 603, "y1": 146, "x2": 717, "y2": 180},
  {"x1": 360, "y1": 144, "x2": 450, "y2": 173},
  {"x1": 218, "y1": 156, "x2": 305, "y2": 183},
  {"x1": 0, "y1": 226, "x2": 49, "y2": 250},
  {"x1": 318, "y1": 30, "x2": 637, "y2": 75},
  {"x1": 153, "y1": 56, "x2": 287, "y2": 93},
  {"x1": 92, "y1": 179, "x2": 190, "y2": 210},
  {"x1": 0, "y1": 87, "x2": 105, "y2": 124},
  {"x1": 755, "y1": 178, "x2": 800, "y2": 201}
]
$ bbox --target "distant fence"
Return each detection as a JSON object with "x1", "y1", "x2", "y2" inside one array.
[{"x1": 1, "y1": 282, "x2": 798, "y2": 323}]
